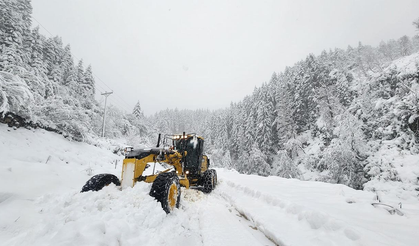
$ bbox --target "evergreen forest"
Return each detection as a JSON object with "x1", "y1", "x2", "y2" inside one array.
[{"x1": 2, "y1": 0, "x2": 419, "y2": 190}]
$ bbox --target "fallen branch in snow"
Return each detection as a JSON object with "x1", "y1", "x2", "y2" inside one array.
[{"x1": 371, "y1": 203, "x2": 404, "y2": 216}]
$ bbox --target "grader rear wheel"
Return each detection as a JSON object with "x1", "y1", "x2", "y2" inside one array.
[
  {"x1": 81, "y1": 174, "x2": 120, "y2": 192},
  {"x1": 202, "y1": 169, "x2": 215, "y2": 193},
  {"x1": 150, "y1": 172, "x2": 181, "y2": 214},
  {"x1": 210, "y1": 169, "x2": 218, "y2": 188}
]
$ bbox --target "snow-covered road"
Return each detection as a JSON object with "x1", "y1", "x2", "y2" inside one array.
[
  {"x1": 1, "y1": 125, "x2": 419, "y2": 246},
  {"x1": 218, "y1": 171, "x2": 419, "y2": 246},
  {"x1": 4, "y1": 182, "x2": 278, "y2": 246},
  {"x1": 0, "y1": 125, "x2": 276, "y2": 246}
]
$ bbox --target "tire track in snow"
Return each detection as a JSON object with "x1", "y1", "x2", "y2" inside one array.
[
  {"x1": 226, "y1": 198, "x2": 280, "y2": 246},
  {"x1": 217, "y1": 179, "x2": 366, "y2": 246},
  {"x1": 181, "y1": 188, "x2": 206, "y2": 246},
  {"x1": 214, "y1": 188, "x2": 283, "y2": 246},
  {"x1": 217, "y1": 192, "x2": 281, "y2": 246},
  {"x1": 182, "y1": 187, "x2": 275, "y2": 246}
]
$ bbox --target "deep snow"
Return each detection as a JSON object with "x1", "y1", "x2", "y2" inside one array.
[{"x1": 1, "y1": 125, "x2": 419, "y2": 246}]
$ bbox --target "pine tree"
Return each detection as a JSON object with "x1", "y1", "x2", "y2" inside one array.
[
  {"x1": 82, "y1": 65, "x2": 95, "y2": 97},
  {"x1": 414, "y1": 17, "x2": 419, "y2": 31},
  {"x1": 0, "y1": 0, "x2": 31, "y2": 73},
  {"x1": 243, "y1": 95, "x2": 256, "y2": 152},
  {"x1": 28, "y1": 27, "x2": 47, "y2": 76},
  {"x1": 133, "y1": 101, "x2": 144, "y2": 118},
  {"x1": 0, "y1": 44, "x2": 25, "y2": 73},
  {"x1": 398, "y1": 35, "x2": 412, "y2": 56},
  {"x1": 229, "y1": 102, "x2": 241, "y2": 160},
  {"x1": 217, "y1": 111, "x2": 229, "y2": 151},
  {"x1": 0, "y1": 0, "x2": 32, "y2": 49},
  {"x1": 72, "y1": 59, "x2": 85, "y2": 97},
  {"x1": 256, "y1": 83, "x2": 273, "y2": 155},
  {"x1": 268, "y1": 72, "x2": 279, "y2": 152},
  {"x1": 60, "y1": 45, "x2": 78, "y2": 99},
  {"x1": 275, "y1": 73, "x2": 296, "y2": 148},
  {"x1": 61, "y1": 45, "x2": 74, "y2": 85},
  {"x1": 43, "y1": 36, "x2": 64, "y2": 85}
]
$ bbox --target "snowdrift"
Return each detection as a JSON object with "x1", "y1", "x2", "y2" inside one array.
[{"x1": 1, "y1": 125, "x2": 419, "y2": 246}]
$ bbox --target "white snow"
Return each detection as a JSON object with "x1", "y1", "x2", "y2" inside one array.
[
  {"x1": 408, "y1": 114, "x2": 418, "y2": 124},
  {"x1": 1, "y1": 125, "x2": 419, "y2": 245},
  {"x1": 385, "y1": 52, "x2": 419, "y2": 78},
  {"x1": 219, "y1": 169, "x2": 419, "y2": 246},
  {"x1": 364, "y1": 141, "x2": 419, "y2": 200}
]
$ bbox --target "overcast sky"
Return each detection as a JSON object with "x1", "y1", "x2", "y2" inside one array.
[{"x1": 31, "y1": 0, "x2": 419, "y2": 115}]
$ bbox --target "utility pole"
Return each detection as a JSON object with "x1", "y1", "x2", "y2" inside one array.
[{"x1": 101, "y1": 91, "x2": 113, "y2": 138}]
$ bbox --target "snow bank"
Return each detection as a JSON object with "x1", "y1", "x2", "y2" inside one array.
[
  {"x1": 217, "y1": 169, "x2": 419, "y2": 246},
  {"x1": 364, "y1": 141, "x2": 419, "y2": 201},
  {"x1": 384, "y1": 52, "x2": 419, "y2": 78},
  {"x1": 0, "y1": 124, "x2": 122, "y2": 242}
]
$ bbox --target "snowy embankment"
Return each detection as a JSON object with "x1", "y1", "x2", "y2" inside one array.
[
  {"x1": 0, "y1": 124, "x2": 122, "y2": 242},
  {"x1": 1, "y1": 125, "x2": 419, "y2": 246}
]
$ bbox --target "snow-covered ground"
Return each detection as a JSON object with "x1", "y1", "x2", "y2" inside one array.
[{"x1": 1, "y1": 125, "x2": 419, "y2": 245}]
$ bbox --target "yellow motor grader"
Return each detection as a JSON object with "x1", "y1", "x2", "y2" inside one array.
[{"x1": 81, "y1": 133, "x2": 217, "y2": 213}]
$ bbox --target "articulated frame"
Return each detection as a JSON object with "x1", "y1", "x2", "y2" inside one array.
[{"x1": 121, "y1": 150, "x2": 190, "y2": 188}]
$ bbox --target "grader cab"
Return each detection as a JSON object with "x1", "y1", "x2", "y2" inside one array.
[{"x1": 81, "y1": 133, "x2": 217, "y2": 213}]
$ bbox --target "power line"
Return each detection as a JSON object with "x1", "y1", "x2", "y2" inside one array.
[
  {"x1": 32, "y1": 16, "x2": 55, "y2": 37},
  {"x1": 92, "y1": 74, "x2": 132, "y2": 109},
  {"x1": 101, "y1": 91, "x2": 113, "y2": 137}
]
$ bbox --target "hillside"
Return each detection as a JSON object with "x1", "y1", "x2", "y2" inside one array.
[
  {"x1": 1, "y1": 125, "x2": 419, "y2": 246},
  {"x1": 2, "y1": 0, "x2": 419, "y2": 193}
]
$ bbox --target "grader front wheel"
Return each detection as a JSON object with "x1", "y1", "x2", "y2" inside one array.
[{"x1": 150, "y1": 172, "x2": 181, "y2": 214}]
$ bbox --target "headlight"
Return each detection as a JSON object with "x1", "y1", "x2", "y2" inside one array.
[{"x1": 185, "y1": 170, "x2": 189, "y2": 174}]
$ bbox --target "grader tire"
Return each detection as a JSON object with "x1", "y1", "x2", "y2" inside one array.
[
  {"x1": 210, "y1": 169, "x2": 218, "y2": 187},
  {"x1": 202, "y1": 170, "x2": 215, "y2": 193},
  {"x1": 81, "y1": 173, "x2": 120, "y2": 192},
  {"x1": 150, "y1": 172, "x2": 181, "y2": 214}
]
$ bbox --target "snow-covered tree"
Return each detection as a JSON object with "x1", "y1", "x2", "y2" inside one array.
[
  {"x1": 82, "y1": 65, "x2": 95, "y2": 97},
  {"x1": 0, "y1": 71, "x2": 33, "y2": 117},
  {"x1": 133, "y1": 101, "x2": 144, "y2": 118},
  {"x1": 275, "y1": 75, "x2": 296, "y2": 147},
  {"x1": 256, "y1": 83, "x2": 274, "y2": 155},
  {"x1": 318, "y1": 111, "x2": 368, "y2": 189},
  {"x1": 271, "y1": 150, "x2": 301, "y2": 179},
  {"x1": 398, "y1": 36, "x2": 412, "y2": 57},
  {"x1": 248, "y1": 143, "x2": 271, "y2": 176}
]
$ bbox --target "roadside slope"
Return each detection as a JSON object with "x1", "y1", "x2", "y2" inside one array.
[{"x1": 0, "y1": 124, "x2": 121, "y2": 242}]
